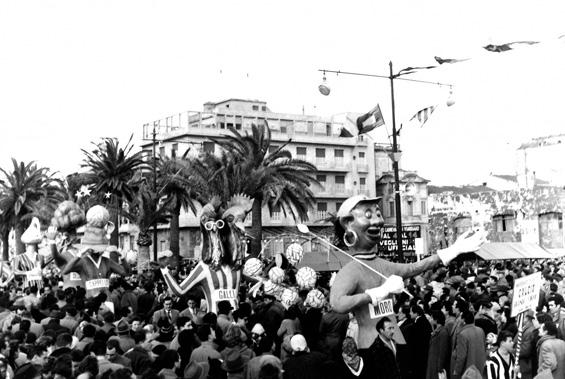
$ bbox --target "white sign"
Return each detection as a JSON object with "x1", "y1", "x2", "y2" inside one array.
[
  {"x1": 26, "y1": 273, "x2": 42, "y2": 282},
  {"x1": 368, "y1": 298, "x2": 395, "y2": 319},
  {"x1": 69, "y1": 272, "x2": 81, "y2": 281},
  {"x1": 215, "y1": 289, "x2": 238, "y2": 301},
  {"x1": 511, "y1": 272, "x2": 542, "y2": 317},
  {"x1": 85, "y1": 278, "x2": 110, "y2": 291}
]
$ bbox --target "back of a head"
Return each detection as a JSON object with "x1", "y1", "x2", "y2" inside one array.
[
  {"x1": 159, "y1": 349, "x2": 179, "y2": 369},
  {"x1": 259, "y1": 363, "x2": 281, "y2": 379},
  {"x1": 544, "y1": 321, "x2": 558, "y2": 337},
  {"x1": 196, "y1": 324, "x2": 211, "y2": 342},
  {"x1": 462, "y1": 310, "x2": 475, "y2": 325},
  {"x1": 430, "y1": 310, "x2": 445, "y2": 326},
  {"x1": 257, "y1": 334, "x2": 274, "y2": 354},
  {"x1": 83, "y1": 324, "x2": 96, "y2": 338},
  {"x1": 56, "y1": 333, "x2": 73, "y2": 348}
]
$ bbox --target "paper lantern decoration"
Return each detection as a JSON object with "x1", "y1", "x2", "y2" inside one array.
[
  {"x1": 268, "y1": 267, "x2": 285, "y2": 284},
  {"x1": 296, "y1": 266, "x2": 317, "y2": 290},
  {"x1": 285, "y1": 243, "x2": 304, "y2": 266},
  {"x1": 305, "y1": 289, "x2": 325, "y2": 309},
  {"x1": 243, "y1": 258, "x2": 264, "y2": 277},
  {"x1": 263, "y1": 280, "x2": 282, "y2": 296},
  {"x1": 281, "y1": 288, "x2": 299, "y2": 309}
]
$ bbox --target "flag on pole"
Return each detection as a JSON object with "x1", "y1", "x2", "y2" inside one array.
[
  {"x1": 356, "y1": 104, "x2": 385, "y2": 134},
  {"x1": 410, "y1": 105, "x2": 436, "y2": 127}
]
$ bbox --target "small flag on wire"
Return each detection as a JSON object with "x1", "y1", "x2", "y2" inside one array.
[
  {"x1": 356, "y1": 104, "x2": 385, "y2": 134},
  {"x1": 483, "y1": 41, "x2": 539, "y2": 52},
  {"x1": 410, "y1": 105, "x2": 436, "y2": 127},
  {"x1": 434, "y1": 56, "x2": 470, "y2": 64}
]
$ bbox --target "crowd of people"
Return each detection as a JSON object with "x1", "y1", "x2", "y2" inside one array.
[{"x1": 0, "y1": 256, "x2": 563, "y2": 379}]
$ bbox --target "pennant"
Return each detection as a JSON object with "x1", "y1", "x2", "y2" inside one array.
[
  {"x1": 434, "y1": 56, "x2": 470, "y2": 64},
  {"x1": 410, "y1": 106, "x2": 436, "y2": 127},
  {"x1": 397, "y1": 65, "x2": 437, "y2": 76},
  {"x1": 356, "y1": 104, "x2": 385, "y2": 134},
  {"x1": 483, "y1": 41, "x2": 539, "y2": 53}
]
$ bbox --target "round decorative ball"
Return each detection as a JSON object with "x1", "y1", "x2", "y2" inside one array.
[
  {"x1": 285, "y1": 243, "x2": 304, "y2": 266},
  {"x1": 296, "y1": 266, "x2": 317, "y2": 290},
  {"x1": 263, "y1": 280, "x2": 282, "y2": 296},
  {"x1": 268, "y1": 267, "x2": 285, "y2": 284},
  {"x1": 243, "y1": 258, "x2": 263, "y2": 277},
  {"x1": 280, "y1": 288, "x2": 299, "y2": 309},
  {"x1": 305, "y1": 289, "x2": 325, "y2": 309}
]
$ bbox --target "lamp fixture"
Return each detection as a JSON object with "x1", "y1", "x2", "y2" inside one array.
[{"x1": 318, "y1": 71, "x2": 330, "y2": 96}]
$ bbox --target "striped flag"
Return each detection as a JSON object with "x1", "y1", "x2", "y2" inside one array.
[
  {"x1": 410, "y1": 105, "x2": 436, "y2": 127},
  {"x1": 356, "y1": 104, "x2": 385, "y2": 134}
]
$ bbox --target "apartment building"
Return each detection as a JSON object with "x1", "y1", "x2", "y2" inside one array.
[{"x1": 140, "y1": 99, "x2": 398, "y2": 259}]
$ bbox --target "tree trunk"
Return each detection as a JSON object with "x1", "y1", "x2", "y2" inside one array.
[
  {"x1": 249, "y1": 196, "x2": 263, "y2": 257},
  {"x1": 137, "y1": 231, "x2": 152, "y2": 273},
  {"x1": 110, "y1": 197, "x2": 120, "y2": 247},
  {"x1": 15, "y1": 222, "x2": 25, "y2": 255},
  {"x1": 1, "y1": 229, "x2": 9, "y2": 261},
  {"x1": 170, "y1": 201, "x2": 181, "y2": 258}
]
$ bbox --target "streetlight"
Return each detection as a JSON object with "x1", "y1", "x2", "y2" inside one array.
[{"x1": 318, "y1": 62, "x2": 454, "y2": 262}]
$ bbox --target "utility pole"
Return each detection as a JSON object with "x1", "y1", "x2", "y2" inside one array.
[
  {"x1": 389, "y1": 61, "x2": 404, "y2": 263},
  {"x1": 152, "y1": 123, "x2": 158, "y2": 261}
]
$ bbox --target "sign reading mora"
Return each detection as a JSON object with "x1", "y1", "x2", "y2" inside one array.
[
  {"x1": 511, "y1": 272, "x2": 542, "y2": 317},
  {"x1": 379, "y1": 225, "x2": 422, "y2": 258}
]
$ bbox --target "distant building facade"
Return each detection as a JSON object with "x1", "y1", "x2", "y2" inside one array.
[
  {"x1": 138, "y1": 99, "x2": 414, "y2": 260},
  {"x1": 428, "y1": 186, "x2": 565, "y2": 255}
]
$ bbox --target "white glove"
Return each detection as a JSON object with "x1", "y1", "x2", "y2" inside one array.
[
  {"x1": 365, "y1": 275, "x2": 404, "y2": 306},
  {"x1": 437, "y1": 229, "x2": 487, "y2": 265}
]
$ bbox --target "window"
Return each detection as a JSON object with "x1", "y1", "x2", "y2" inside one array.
[
  {"x1": 335, "y1": 175, "x2": 345, "y2": 192},
  {"x1": 493, "y1": 213, "x2": 516, "y2": 233},
  {"x1": 326, "y1": 123, "x2": 332, "y2": 136},
  {"x1": 159, "y1": 146, "x2": 165, "y2": 157},
  {"x1": 359, "y1": 152, "x2": 365, "y2": 158},
  {"x1": 219, "y1": 122, "x2": 226, "y2": 129},
  {"x1": 358, "y1": 151, "x2": 366, "y2": 165},
  {"x1": 315, "y1": 148, "x2": 326, "y2": 165},
  {"x1": 171, "y1": 143, "x2": 178, "y2": 157},
  {"x1": 252, "y1": 105, "x2": 259, "y2": 111},
  {"x1": 538, "y1": 212, "x2": 563, "y2": 249},
  {"x1": 334, "y1": 149, "x2": 344, "y2": 165},
  {"x1": 336, "y1": 202, "x2": 343, "y2": 212},
  {"x1": 280, "y1": 126, "x2": 287, "y2": 133},
  {"x1": 317, "y1": 202, "x2": 328, "y2": 219},
  {"x1": 271, "y1": 204, "x2": 281, "y2": 221},
  {"x1": 359, "y1": 177, "x2": 366, "y2": 192},
  {"x1": 405, "y1": 201, "x2": 413, "y2": 216},
  {"x1": 421, "y1": 200, "x2": 427, "y2": 215},
  {"x1": 262, "y1": 106, "x2": 267, "y2": 111},
  {"x1": 389, "y1": 202, "x2": 395, "y2": 217},
  {"x1": 202, "y1": 141, "x2": 215, "y2": 153},
  {"x1": 316, "y1": 175, "x2": 326, "y2": 191},
  {"x1": 226, "y1": 104, "x2": 230, "y2": 108},
  {"x1": 235, "y1": 123, "x2": 242, "y2": 130},
  {"x1": 268, "y1": 145, "x2": 279, "y2": 154},
  {"x1": 297, "y1": 147, "x2": 307, "y2": 158}
]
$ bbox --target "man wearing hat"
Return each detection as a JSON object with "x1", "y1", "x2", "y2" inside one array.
[
  {"x1": 50, "y1": 206, "x2": 128, "y2": 297},
  {"x1": 283, "y1": 334, "x2": 327, "y2": 379},
  {"x1": 109, "y1": 319, "x2": 135, "y2": 352}
]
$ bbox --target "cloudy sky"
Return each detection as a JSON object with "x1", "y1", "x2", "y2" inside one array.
[{"x1": 1, "y1": 0, "x2": 564, "y2": 185}]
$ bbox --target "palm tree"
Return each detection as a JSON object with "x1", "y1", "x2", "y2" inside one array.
[
  {"x1": 81, "y1": 136, "x2": 147, "y2": 246},
  {"x1": 210, "y1": 124, "x2": 320, "y2": 256},
  {"x1": 0, "y1": 159, "x2": 65, "y2": 255},
  {"x1": 123, "y1": 182, "x2": 170, "y2": 273},
  {"x1": 157, "y1": 154, "x2": 200, "y2": 258}
]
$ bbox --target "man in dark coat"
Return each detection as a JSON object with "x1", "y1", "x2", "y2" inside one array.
[
  {"x1": 409, "y1": 305, "x2": 433, "y2": 379},
  {"x1": 283, "y1": 334, "x2": 327, "y2": 379},
  {"x1": 450, "y1": 310, "x2": 487, "y2": 379},
  {"x1": 515, "y1": 311, "x2": 538, "y2": 379},
  {"x1": 426, "y1": 311, "x2": 450, "y2": 379},
  {"x1": 368, "y1": 317, "x2": 401, "y2": 379}
]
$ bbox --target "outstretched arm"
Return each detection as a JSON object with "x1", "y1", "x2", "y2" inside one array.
[
  {"x1": 107, "y1": 258, "x2": 127, "y2": 276},
  {"x1": 161, "y1": 262, "x2": 208, "y2": 296},
  {"x1": 61, "y1": 256, "x2": 83, "y2": 275}
]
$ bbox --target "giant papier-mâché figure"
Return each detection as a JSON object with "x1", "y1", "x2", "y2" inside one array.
[
  {"x1": 13, "y1": 217, "x2": 45, "y2": 289},
  {"x1": 160, "y1": 195, "x2": 252, "y2": 314},
  {"x1": 50, "y1": 204, "x2": 127, "y2": 297},
  {"x1": 329, "y1": 195, "x2": 486, "y2": 358}
]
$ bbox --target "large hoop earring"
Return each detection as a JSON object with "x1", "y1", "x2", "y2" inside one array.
[{"x1": 343, "y1": 230, "x2": 358, "y2": 247}]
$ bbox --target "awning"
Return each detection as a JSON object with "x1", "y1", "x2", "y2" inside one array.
[
  {"x1": 296, "y1": 251, "x2": 353, "y2": 271},
  {"x1": 473, "y1": 242, "x2": 555, "y2": 260}
]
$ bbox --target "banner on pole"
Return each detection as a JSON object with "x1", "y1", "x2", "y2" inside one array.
[{"x1": 511, "y1": 272, "x2": 542, "y2": 317}]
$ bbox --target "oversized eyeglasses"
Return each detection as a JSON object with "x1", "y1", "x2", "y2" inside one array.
[{"x1": 204, "y1": 220, "x2": 225, "y2": 231}]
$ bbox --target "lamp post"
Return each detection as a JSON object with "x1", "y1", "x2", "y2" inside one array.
[
  {"x1": 152, "y1": 122, "x2": 158, "y2": 261},
  {"x1": 318, "y1": 62, "x2": 453, "y2": 262}
]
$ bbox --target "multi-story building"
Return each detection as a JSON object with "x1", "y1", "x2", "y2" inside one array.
[
  {"x1": 139, "y1": 98, "x2": 422, "y2": 261},
  {"x1": 516, "y1": 134, "x2": 565, "y2": 189}
]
